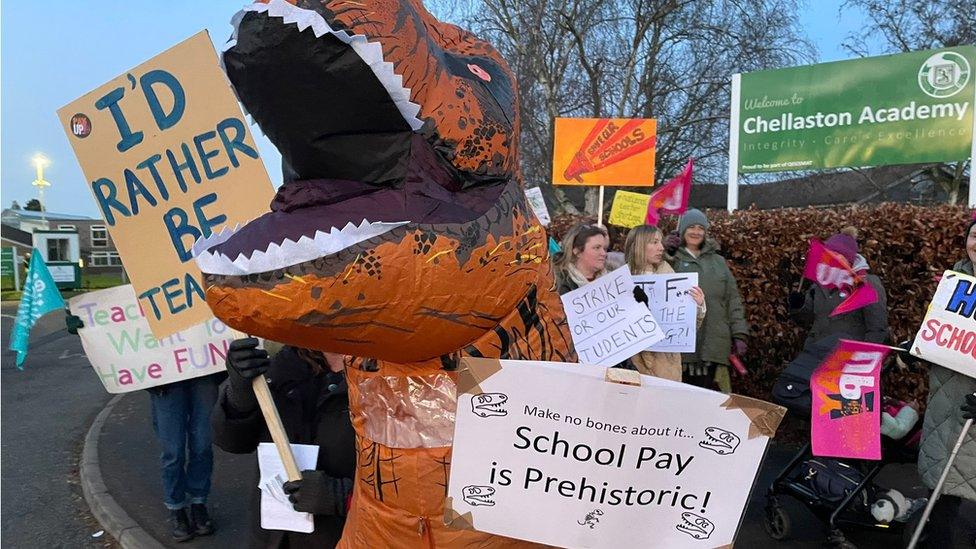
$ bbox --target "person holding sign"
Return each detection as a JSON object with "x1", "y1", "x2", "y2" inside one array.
[
  {"x1": 65, "y1": 311, "x2": 221, "y2": 542},
  {"x1": 915, "y1": 218, "x2": 976, "y2": 548},
  {"x1": 624, "y1": 225, "x2": 705, "y2": 381},
  {"x1": 211, "y1": 338, "x2": 355, "y2": 549},
  {"x1": 666, "y1": 209, "x2": 748, "y2": 391},
  {"x1": 554, "y1": 223, "x2": 610, "y2": 294}
]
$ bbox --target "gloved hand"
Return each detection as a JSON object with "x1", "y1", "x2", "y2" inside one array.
[
  {"x1": 225, "y1": 337, "x2": 270, "y2": 412},
  {"x1": 65, "y1": 313, "x2": 84, "y2": 335},
  {"x1": 633, "y1": 285, "x2": 649, "y2": 306},
  {"x1": 664, "y1": 231, "x2": 681, "y2": 256},
  {"x1": 787, "y1": 291, "x2": 805, "y2": 310},
  {"x1": 283, "y1": 470, "x2": 353, "y2": 516},
  {"x1": 962, "y1": 393, "x2": 976, "y2": 420},
  {"x1": 733, "y1": 338, "x2": 747, "y2": 357}
]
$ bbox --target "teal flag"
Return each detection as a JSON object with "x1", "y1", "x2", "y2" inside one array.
[
  {"x1": 548, "y1": 237, "x2": 561, "y2": 255},
  {"x1": 9, "y1": 249, "x2": 65, "y2": 368}
]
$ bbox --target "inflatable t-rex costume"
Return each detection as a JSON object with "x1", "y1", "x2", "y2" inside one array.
[{"x1": 194, "y1": 0, "x2": 576, "y2": 545}]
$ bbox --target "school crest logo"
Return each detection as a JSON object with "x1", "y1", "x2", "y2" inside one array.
[{"x1": 917, "y1": 51, "x2": 970, "y2": 99}]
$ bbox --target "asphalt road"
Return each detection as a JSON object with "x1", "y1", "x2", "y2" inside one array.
[{"x1": 1, "y1": 303, "x2": 117, "y2": 548}]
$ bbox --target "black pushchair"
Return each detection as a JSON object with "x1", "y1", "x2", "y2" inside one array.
[{"x1": 764, "y1": 335, "x2": 923, "y2": 548}]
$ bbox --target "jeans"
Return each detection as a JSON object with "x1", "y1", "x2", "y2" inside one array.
[{"x1": 149, "y1": 375, "x2": 219, "y2": 510}]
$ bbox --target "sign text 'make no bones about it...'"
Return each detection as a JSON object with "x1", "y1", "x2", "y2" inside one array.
[
  {"x1": 59, "y1": 31, "x2": 274, "y2": 338},
  {"x1": 561, "y1": 266, "x2": 665, "y2": 366}
]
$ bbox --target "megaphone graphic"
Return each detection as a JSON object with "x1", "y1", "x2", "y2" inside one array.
[{"x1": 563, "y1": 119, "x2": 656, "y2": 182}]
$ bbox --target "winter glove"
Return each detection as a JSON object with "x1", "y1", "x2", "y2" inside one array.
[
  {"x1": 225, "y1": 337, "x2": 269, "y2": 413},
  {"x1": 65, "y1": 313, "x2": 84, "y2": 335},
  {"x1": 633, "y1": 285, "x2": 649, "y2": 306},
  {"x1": 283, "y1": 470, "x2": 354, "y2": 516},
  {"x1": 733, "y1": 338, "x2": 747, "y2": 357},
  {"x1": 962, "y1": 393, "x2": 976, "y2": 420},
  {"x1": 664, "y1": 231, "x2": 681, "y2": 256},
  {"x1": 787, "y1": 291, "x2": 805, "y2": 310}
]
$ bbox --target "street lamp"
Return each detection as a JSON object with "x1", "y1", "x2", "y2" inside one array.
[{"x1": 31, "y1": 153, "x2": 51, "y2": 223}]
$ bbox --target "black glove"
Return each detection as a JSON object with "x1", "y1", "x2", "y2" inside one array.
[
  {"x1": 664, "y1": 231, "x2": 681, "y2": 256},
  {"x1": 65, "y1": 313, "x2": 84, "y2": 335},
  {"x1": 283, "y1": 470, "x2": 353, "y2": 516},
  {"x1": 633, "y1": 285, "x2": 649, "y2": 306},
  {"x1": 787, "y1": 291, "x2": 805, "y2": 310},
  {"x1": 225, "y1": 337, "x2": 269, "y2": 412},
  {"x1": 963, "y1": 393, "x2": 976, "y2": 420}
]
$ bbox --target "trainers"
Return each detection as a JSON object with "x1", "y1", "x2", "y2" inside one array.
[
  {"x1": 190, "y1": 503, "x2": 215, "y2": 536},
  {"x1": 169, "y1": 508, "x2": 194, "y2": 542}
]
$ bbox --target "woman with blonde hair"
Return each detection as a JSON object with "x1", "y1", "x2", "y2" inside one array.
[
  {"x1": 553, "y1": 223, "x2": 610, "y2": 295},
  {"x1": 624, "y1": 225, "x2": 705, "y2": 381}
]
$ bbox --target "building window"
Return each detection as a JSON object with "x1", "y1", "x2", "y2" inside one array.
[
  {"x1": 91, "y1": 225, "x2": 108, "y2": 248},
  {"x1": 47, "y1": 238, "x2": 70, "y2": 262},
  {"x1": 90, "y1": 252, "x2": 122, "y2": 267},
  {"x1": 58, "y1": 224, "x2": 76, "y2": 230}
]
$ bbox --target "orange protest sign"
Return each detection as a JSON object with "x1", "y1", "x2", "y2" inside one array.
[
  {"x1": 552, "y1": 118, "x2": 656, "y2": 186},
  {"x1": 58, "y1": 31, "x2": 274, "y2": 338}
]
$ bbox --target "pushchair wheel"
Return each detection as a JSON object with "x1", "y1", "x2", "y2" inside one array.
[{"x1": 762, "y1": 500, "x2": 792, "y2": 540}]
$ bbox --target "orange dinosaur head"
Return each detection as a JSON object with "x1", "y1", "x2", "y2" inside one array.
[{"x1": 195, "y1": 0, "x2": 548, "y2": 362}]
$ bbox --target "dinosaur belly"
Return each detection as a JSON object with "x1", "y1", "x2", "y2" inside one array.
[{"x1": 341, "y1": 363, "x2": 547, "y2": 548}]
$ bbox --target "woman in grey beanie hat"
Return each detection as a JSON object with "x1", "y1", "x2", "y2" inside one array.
[{"x1": 667, "y1": 208, "x2": 749, "y2": 392}]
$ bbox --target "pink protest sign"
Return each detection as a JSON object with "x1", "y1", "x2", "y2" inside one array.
[
  {"x1": 802, "y1": 239, "x2": 878, "y2": 317},
  {"x1": 810, "y1": 340, "x2": 891, "y2": 460}
]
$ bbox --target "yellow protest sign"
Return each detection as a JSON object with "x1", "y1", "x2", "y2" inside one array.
[
  {"x1": 608, "y1": 190, "x2": 651, "y2": 228},
  {"x1": 58, "y1": 31, "x2": 275, "y2": 338}
]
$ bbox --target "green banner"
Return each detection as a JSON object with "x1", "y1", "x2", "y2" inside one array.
[{"x1": 736, "y1": 46, "x2": 975, "y2": 173}]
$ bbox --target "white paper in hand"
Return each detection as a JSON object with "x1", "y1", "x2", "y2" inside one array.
[{"x1": 258, "y1": 443, "x2": 320, "y2": 533}]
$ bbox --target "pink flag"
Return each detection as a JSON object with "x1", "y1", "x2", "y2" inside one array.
[
  {"x1": 810, "y1": 340, "x2": 890, "y2": 460},
  {"x1": 645, "y1": 158, "x2": 693, "y2": 225},
  {"x1": 802, "y1": 239, "x2": 878, "y2": 316}
]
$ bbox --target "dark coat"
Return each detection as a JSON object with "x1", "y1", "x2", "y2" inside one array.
[
  {"x1": 211, "y1": 347, "x2": 356, "y2": 549},
  {"x1": 670, "y1": 240, "x2": 749, "y2": 365},
  {"x1": 790, "y1": 272, "x2": 889, "y2": 347}
]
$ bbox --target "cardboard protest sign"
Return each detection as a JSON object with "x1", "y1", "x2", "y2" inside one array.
[
  {"x1": 608, "y1": 191, "x2": 651, "y2": 228},
  {"x1": 58, "y1": 31, "x2": 275, "y2": 338},
  {"x1": 552, "y1": 118, "x2": 656, "y2": 186},
  {"x1": 911, "y1": 270, "x2": 976, "y2": 378},
  {"x1": 524, "y1": 187, "x2": 551, "y2": 226},
  {"x1": 811, "y1": 340, "x2": 890, "y2": 460},
  {"x1": 633, "y1": 273, "x2": 699, "y2": 353},
  {"x1": 447, "y1": 358, "x2": 786, "y2": 548},
  {"x1": 68, "y1": 285, "x2": 243, "y2": 393},
  {"x1": 561, "y1": 266, "x2": 665, "y2": 366}
]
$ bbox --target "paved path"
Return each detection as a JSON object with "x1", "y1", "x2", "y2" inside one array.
[{"x1": 1, "y1": 304, "x2": 117, "y2": 548}]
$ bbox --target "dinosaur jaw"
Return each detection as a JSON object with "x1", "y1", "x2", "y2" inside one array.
[{"x1": 196, "y1": 179, "x2": 547, "y2": 361}]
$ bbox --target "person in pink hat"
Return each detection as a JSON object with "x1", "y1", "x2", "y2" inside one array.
[{"x1": 788, "y1": 230, "x2": 889, "y2": 347}]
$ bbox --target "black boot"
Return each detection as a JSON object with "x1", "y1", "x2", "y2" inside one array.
[
  {"x1": 169, "y1": 508, "x2": 194, "y2": 542},
  {"x1": 190, "y1": 503, "x2": 215, "y2": 536}
]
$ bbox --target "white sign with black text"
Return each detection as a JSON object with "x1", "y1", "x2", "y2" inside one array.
[
  {"x1": 446, "y1": 358, "x2": 785, "y2": 548},
  {"x1": 560, "y1": 266, "x2": 665, "y2": 366},
  {"x1": 633, "y1": 273, "x2": 699, "y2": 353}
]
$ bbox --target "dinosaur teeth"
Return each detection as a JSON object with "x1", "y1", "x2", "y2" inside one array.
[
  {"x1": 231, "y1": 0, "x2": 425, "y2": 131},
  {"x1": 192, "y1": 219, "x2": 408, "y2": 276}
]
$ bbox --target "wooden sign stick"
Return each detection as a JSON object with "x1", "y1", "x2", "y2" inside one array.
[{"x1": 252, "y1": 374, "x2": 302, "y2": 482}]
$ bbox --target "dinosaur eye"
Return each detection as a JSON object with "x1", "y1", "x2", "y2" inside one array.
[{"x1": 467, "y1": 63, "x2": 492, "y2": 82}]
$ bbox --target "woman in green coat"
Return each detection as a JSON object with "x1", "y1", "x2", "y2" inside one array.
[{"x1": 666, "y1": 209, "x2": 748, "y2": 391}]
